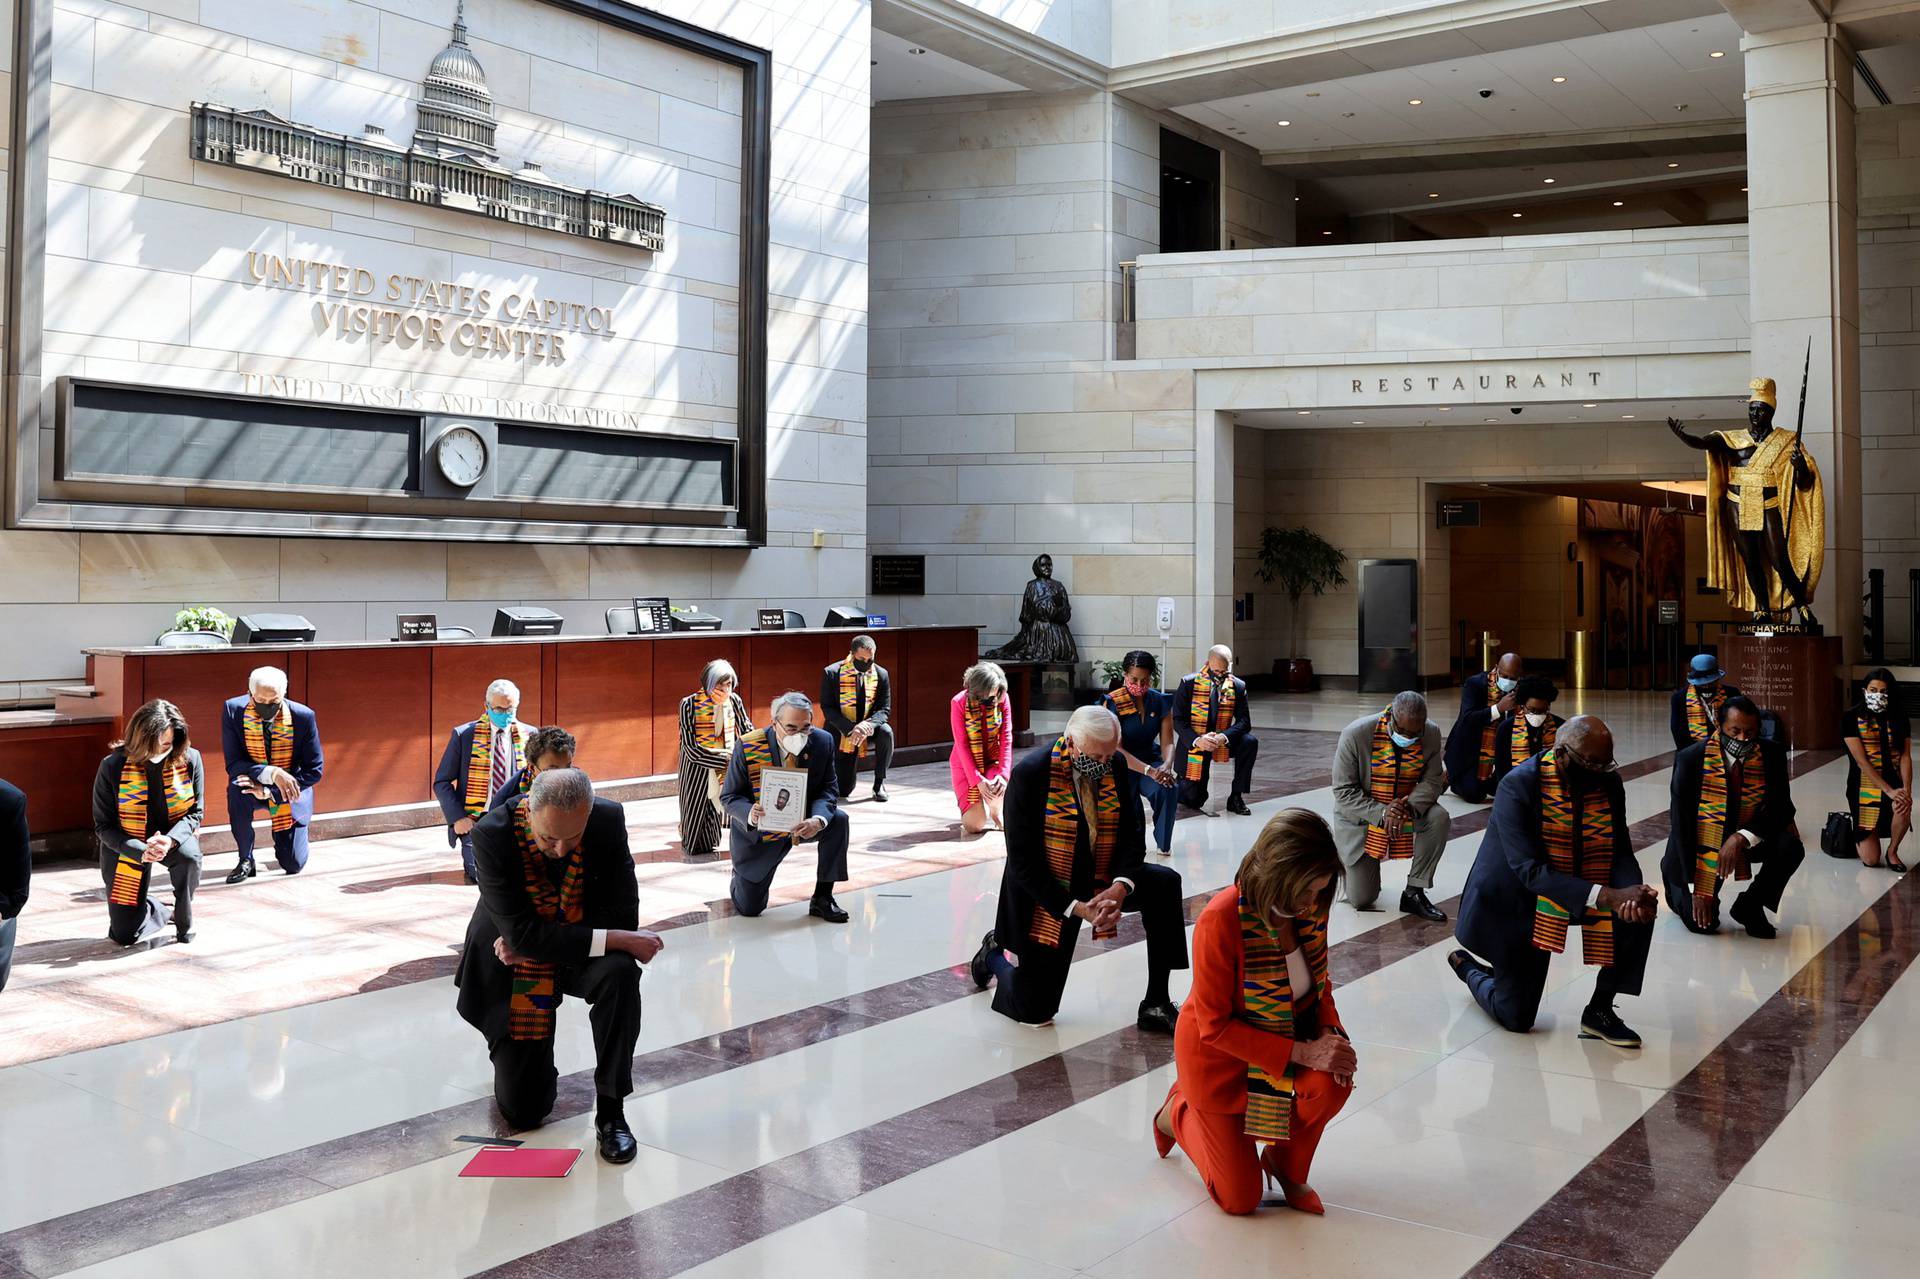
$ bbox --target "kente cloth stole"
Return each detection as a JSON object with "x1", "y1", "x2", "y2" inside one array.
[
  {"x1": 1362, "y1": 711, "x2": 1422, "y2": 861},
  {"x1": 740, "y1": 733, "x2": 790, "y2": 843},
  {"x1": 110, "y1": 756, "x2": 194, "y2": 907},
  {"x1": 691, "y1": 692, "x2": 736, "y2": 755},
  {"x1": 1476, "y1": 672, "x2": 1502, "y2": 777},
  {"x1": 506, "y1": 797, "x2": 587, "y2": 1042},
  {"x1": 1183, "y1": 672, "x2": 1235, "y2": 782},
  {"x1": 1028, "y1": 737, "x2": 1118, "y2": 949},
  {"x1": 837, "y1": 660, "x2": 878, "y2": 756},
  {"x1": 1531, "y1": 749, "x2": 1616, "y2": 966},
  {"x1": 242, "y1": 706, "x2": 298, "y2": 832},
  {"x1": 464, "y1": 720, "x2": 525, "y2": 818},
  {"x1": 963, "y1": 695, "x2": 1003, "y2": 808},
  {"x1": 1727, "y1": 428, "x2": 1796, "y2": 531},
  {"x1": 1509, "y1": 714, "x2": 1557, "y2": 770},
  {"x1": 1694, "y1": 735, "x2": 1767, "y2": 896},
  {"x1": 1240, "y1": 903, "x2": 1328, "y2": 1143},
  {"x1": 1856, "y1": 714, "x2": 1888, "y2": 829},
  {"x1": 1686, "y1": 686, "x2": 1725, "y2": 743}
]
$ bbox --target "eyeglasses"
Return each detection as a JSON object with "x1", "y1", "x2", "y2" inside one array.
[{"x1": 1562, "y1": 749, "x2": 1618, "y2": 774}]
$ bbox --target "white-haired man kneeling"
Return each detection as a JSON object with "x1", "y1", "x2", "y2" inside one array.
[
  {"x1": 456, "y1": 768, "x2": 664, "y2": 1164},
  {"x1": 969, "y1": 706, "x2": 1189, "y2": 1033},
  {"x1": 220, "y1": 665, "x2": 324, "y2": 883}
]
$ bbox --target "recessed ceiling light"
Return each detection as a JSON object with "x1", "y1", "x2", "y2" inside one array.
[
  {"x1": 1512, "y1": 212, "x2": 1523, "y2": 218},
  {"x1": 1709, "y1": 50, "x2": 1725, "y2": 58},
  {"x1": 907, "y1": 46, "x2": 925, "y2": 54},
  {"x1": 1612, "y1": 200, "x2": 1624, "y2": 207},
  {"x1": 1583, "y1": 403, "x2": 1598, "y2": 408},
  {"x1": 1306, "y1": 91, "x2": 1321, "y2": 97},
  {"x1": 1552, "y1": 75, "x2": 1568, "y2": 83},
  {"x1": 1351, "y1": 420, "x2": 1365, "y2": 425},
  {"x1": 1542, "y1": 178, "x2": 1555, "y2": 184},
  {"x1": 1438, "y1": 406, "x2": 1451, "y2": 412},
  {"x1": 1740, "y1": 186, "x2": 1749, "y2": 192},
  {"x1": 1278, "y1": 119, "x2": 1292, "y2": 126},
  {"x1": 1484, "y1": 418, "x2": 1497, "y2": 423},
  {"x1": 1322, "y1": 230, "x2": 1333, "y2": 235},
  {"x1": 1407, "y1": 98, "x2": 1423, "y2": 106},
  {"x1": 1296, "y1": 410, "x2": 1311, "y2": 415},
  {"x1": 1621, "y1": 414, "x2": 1636, "y2": 420},
  {"x1": 1427, "y1": 192, "x2": 1440, "y2": 198},
  {"x1": 1294, "y1": 196, "x2": 1302, "y2": 201},
  {"x1": 1667, "y1": 162, "x2": 1680, "y2": 169}
]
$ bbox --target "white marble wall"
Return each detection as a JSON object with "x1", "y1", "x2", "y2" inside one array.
[
  {"x1": 1111, "y1": 0, "x2": 1462, "y2": 66},
  {"x1": 1134, "y1": 226, "x2": 1753, "y2": 362},
  {"x1": 0, "y1": 0, "x2": 870, "y2": 688}
]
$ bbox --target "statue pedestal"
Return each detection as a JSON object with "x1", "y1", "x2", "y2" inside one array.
[
  {"x1": 997, "y1": 659, "x2": 1076, "y2": 717},
  {"x1": 1723, "y1": 632, "x2": 1843, "y2": 750}
]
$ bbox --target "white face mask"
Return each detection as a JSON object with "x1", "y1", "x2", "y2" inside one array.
[
  {"x1": 1525, "y1": 711, "x2": 1549, "y2": 728},
  {"x1": 150, "y1": 752, "x2": 171, "y2": 764},
  {"x1": 781, "y1": 730, "x2": 810, "y2": 756},
  {"x1": 1867, "y1": 691, "x2": 1889, "y2": 712}
]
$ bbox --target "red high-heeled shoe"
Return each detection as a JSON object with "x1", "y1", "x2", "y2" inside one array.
[
  {"x1": 1152, "y1": 1087, "x2": 1177, "y2": 1159},
  {"x1": 1260, "y1": 1144, "x2": 1324, "y2": 1214}
]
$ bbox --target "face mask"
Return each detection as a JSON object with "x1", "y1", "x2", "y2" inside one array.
[
  {"x1": 253, "y1": 699, "x2": 279, "y2": 718},
  {"x1": 1071, "y1": 752, "x2": 1110, "y2": 778},
  {"x1": 1525, "y1": 711, "x2": 1549, "y2": 728},
  {"x1": 852, "y1": 657, "x2": 873, "y2": 672},
  {"x1": 1495, "y1": 676, "x2": 1517, "y2": 693},
  {"x1": 486, "y1": 707, "x2": 513, "y2": 729},
  {"x1": 1867, "y1": 691, "x2": 1889, "y2": 712},
  {"x1": 1124, "y1": 678, "x2": 1150, "y2": 695},
  {"x1": 781, "y1": 731, "x2": 811, "y2": 756},
  {"x1": 150, "y1": 751, "x2": 171, "y2": 764},
  {"x1": 1390, "y1": 729, "x2": 1419, "y2": 749},
  {"x1": 1721, "y1": 734, "x2": 1757, "y2": 762}
]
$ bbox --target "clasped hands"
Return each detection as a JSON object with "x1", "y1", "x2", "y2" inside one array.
[
  {"x1": 139, "y1": 833, "x2": 173, "y2": 863},
  {"x1": 846, "y1": 720, "x2": 875, "y2": 748},
  {"x1": 1292, "y1": 1029, "x2": 1357, "y2": 1089},
  {"x1": 1599, "y1": 883, "x2": 1659, "y2": 925},
  {"x1": 494, "y1": 929, "x2": 664, "y2": 968},
  {"x1": 1380, "y1": 797, "x2": 1415, "y2": 831},
  {"x1": 1072, "y1": 882, "x2": 1127, "y2": 931}
]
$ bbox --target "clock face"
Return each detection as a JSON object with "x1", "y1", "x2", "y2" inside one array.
[{"x1": 435, "y1": 427, "x2": 488, "y2": 487}]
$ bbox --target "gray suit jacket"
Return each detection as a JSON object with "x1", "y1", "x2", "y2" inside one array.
[{"x1": 1330, "y1": 712, "x2": 1446, "y2": 862}]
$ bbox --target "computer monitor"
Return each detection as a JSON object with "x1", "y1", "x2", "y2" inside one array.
[
  {"x1": 492, "y1": 606, "x2": 564, "y2": 637},
  {"x1": 825, "y1": 606, "x2": 868, "y2": 628},
  {"x1": 234, "y1": 613, "x2": 316, "y2": 644}
]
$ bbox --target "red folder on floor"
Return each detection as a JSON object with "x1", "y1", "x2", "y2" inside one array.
[{"x1": 459, "y1": 1146, "x2": 581, "y2": 1178}]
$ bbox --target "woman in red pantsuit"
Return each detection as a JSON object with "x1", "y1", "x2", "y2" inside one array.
[{"x1": 1153, "y1": 808, "x2": 1355, "y2": 1215}]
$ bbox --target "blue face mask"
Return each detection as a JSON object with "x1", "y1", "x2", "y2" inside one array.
[
  {"x1": 1390, "y1": 729, "x2": 1419, "y2": 749},
  {"x1": 486, "y1": 707, "x2": 513, "y2": 729},
  {"x1": 1495, "y1": 676, "x2": 1517, "y2": 693}
]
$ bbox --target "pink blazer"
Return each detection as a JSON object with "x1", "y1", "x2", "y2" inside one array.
[{"x1": 949, "y1": 691, "x2": 1013, "y2": 811}]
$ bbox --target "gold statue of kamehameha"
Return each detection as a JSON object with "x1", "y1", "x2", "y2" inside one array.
[{"x1": 1667, "y1": 348, "x2": 1825, "y2": 627}]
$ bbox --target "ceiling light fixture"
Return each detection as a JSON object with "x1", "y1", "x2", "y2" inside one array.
[
  {"x1": 1407, "y1": 98, "x2": 1423, "y2": 105},
  {"x1": 1428, "y1": 192, "x2": 1440, "y2": 198},
  {"x1": 908, "y1": 46, "x2": 925, "y2": 54},
  {"x1": 1621, "y1": 414, "x2": 1636, "y2": 419},
  {"x1": 1552, "y1": 75, "x2": 1568, "y2": 83},
  {"x1": 1296, "y1": 410, "x2": 1311, "y2": 415},
  {"x1": 1512, "y1": 212, "x2": 1523, "y2": 218},
  {"x1": 1612, "y1": 200, "x2": 1624, "y2": 207},
  {"x1": 1351, "y1": 420, "x2": 1365, "y2": 425},
  {"x1": 1322, "y1": 230, "x2": 1333, "y2": 235},
  {"x1": 1438, "y1": 406, "x2": 1451, "y2": 412},
  {"x1": 1709, "y1": 50, "x2": 1725, "y2": 58},
  {"x1": 1278, "y1": 119, "x2": 1292, "y2": 126},
  {"x1": 1667, "y1": 162, "x2": 1680, "y2": 169},
  {"x1": 1740, "y1": 186, "x2": 1749, "y2": 192},
  {"x1": 1583, "y1": 402, "x2": 1598, "y2": 408},
  {"x1": 1543, "y1": 178, "x2": 1555, "y2": 184}
]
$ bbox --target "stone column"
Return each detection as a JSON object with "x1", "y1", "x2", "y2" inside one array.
[{"x1": 1743, "y1": 22, "x2": 1862, "y2": 647}]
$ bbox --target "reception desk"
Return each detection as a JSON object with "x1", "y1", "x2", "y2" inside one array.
[{"x1": 4, "y1": 625, "x2": 982, "y2": 840}]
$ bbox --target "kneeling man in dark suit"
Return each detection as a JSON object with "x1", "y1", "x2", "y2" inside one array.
[
  {"x1": 969, "y1": 705, "x2": 1189, "y2": 1033},
  {"x1": 1661, "y1": 696, "x2": 1802, "y2": 939},
  {"x1": 721, "y1": 692, "x2": 852, "y2": 923},
  {"x1": 455, "y1": 768, "x2": 664, "y2": 1164},
  {"x1": 1451, "y1": 716, "x2": 1659, "y2": 1048}
]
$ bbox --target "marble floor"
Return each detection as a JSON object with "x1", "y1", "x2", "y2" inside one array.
[{"x1": 0, "y1": 689, "x2": 1913, "y2": 1279}]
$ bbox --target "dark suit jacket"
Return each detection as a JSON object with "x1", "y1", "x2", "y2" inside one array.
[
  {"x1": 721, "y1": 726, "x2": 838, "y2": 832},
  {"x1": 92, "y1": 748, "x2": 206, "y2": 865},
  {"x1": 220, "y1": 698, "x2": 323, "y2": 821},
  {"x1": 1670, "y1": 684, "x2": 1742, "y2": 749},
  {"x1": 1443, "y1": 704, "x2": 1496, "y2": 798},
  {"x1": 1660, "y1": 738, "x2": 1794, "y2": 899},
  {"x1": 454, "y1": 796, "x2": 638, "y2": 1044},
  {"x1": 1458, "y1": 671, "x2": 1492, "y2": 724},
  {"x1": 0, "y1": 779, "x2": 29, "y2": 921},
  {"x1": 1455, "y1": 756, "x2": 1637, "y2": 970},
  {"x1": 1171, "y1": 673, "x2": 1252, "y2": 754},
  {"x1": 821, "y1": 660, "x2": 892, "y2": 743},
  {"x1": 435, "y1": 720, "x2": 529, "y2": 846},
  {"x1": 993, "y1": 742, "x2": 1146, "y2": 961}
]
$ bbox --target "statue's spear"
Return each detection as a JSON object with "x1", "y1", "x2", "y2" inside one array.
[{"x1": 1778, "y1": 336, "x2": 1813, "y2": 611}]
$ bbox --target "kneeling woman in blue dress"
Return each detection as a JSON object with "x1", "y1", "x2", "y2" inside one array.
[{"x1": 1103, "y1": 650, "x2": 1180, "y2": 855}]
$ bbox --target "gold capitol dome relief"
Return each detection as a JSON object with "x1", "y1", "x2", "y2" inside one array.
[{"x1": 189, "y1": 0, "x2": 666, "y2": 250}]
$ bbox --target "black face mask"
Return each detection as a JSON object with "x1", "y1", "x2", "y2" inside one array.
[
  {"x1": 253, "y1": 699, "x2": 280, "y2": 718},
  {"x1": 1721, "y1": 734, "x2": 1757, "y2": 762},
  {"x1": 852, "y1": 658, "x2": 873, "y2": 672}
]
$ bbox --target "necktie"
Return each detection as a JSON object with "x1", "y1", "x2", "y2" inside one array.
[{"x1": 491, "y1": 726, "x2": 509, "y2": 798}]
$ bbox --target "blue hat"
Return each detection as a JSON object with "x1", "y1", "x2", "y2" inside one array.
[{"x1": 1686, "y1": 653, "x2": 1724, "y2": 687}]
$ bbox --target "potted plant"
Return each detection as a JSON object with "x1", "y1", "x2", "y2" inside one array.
[
  {"x1": 1094, "y1": 656, "x2": 1128, "y2": 691},
  {"x1": 1255, "y1": 526, "x2": 1348, "y2": 693},
  {"x1": 159, "y1": 606, "x2": 236, "y2": 644}
]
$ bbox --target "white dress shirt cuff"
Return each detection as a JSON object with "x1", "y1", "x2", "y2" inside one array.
[
  {"x1": 589, "y1": 928, "x2": 608, "y2": 958},
  {"x1": 1063, "y1": 901, "x2": 1080, "y2": 920},
  {"x1": 1737, "y1": 829, "x2": 1760, "y2": 850},
  {"x1": 1113, "y1": 876, "x2": 1135, "y2": 894},
  {"x1": 1585, "y1": 883, "x2": 1603, "y2": 910}
]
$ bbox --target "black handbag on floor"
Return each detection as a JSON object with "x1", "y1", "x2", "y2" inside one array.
[{"x1": 1821, "y1": 811, "x2": 1856, "y2": 858}]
